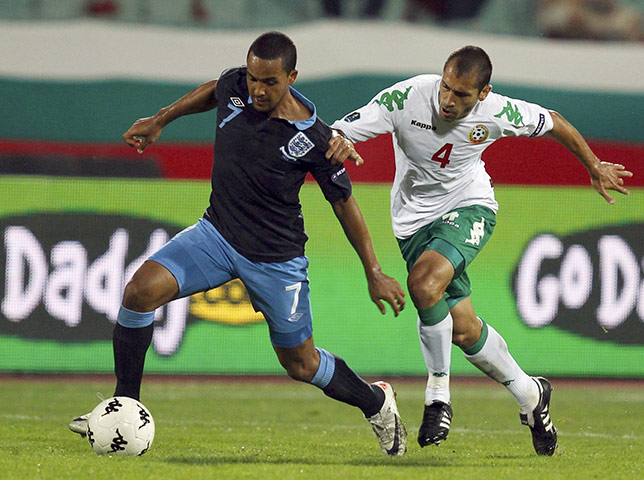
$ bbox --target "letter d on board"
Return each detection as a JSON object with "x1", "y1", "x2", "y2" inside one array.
[{"x1": 1, "y1": 226, "x2": 48, "y2": 321}]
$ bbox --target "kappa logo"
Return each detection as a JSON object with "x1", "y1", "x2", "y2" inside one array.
[
  {"x1": 375, "y1": 86, "x2": 412, "y2": 112},
  {"x1": 102, "y1": 398, "x2": 124, "y2": 416},
  {"x1": 440, "y1": 211, "x2": 460, "y2": 228},
  {"x1": 280, "y1": 132, "x2": 315, "y2": 162},
  {"x1": 230, "y1": 96, "x2": 245, "y2": 107},
  {"x1": 465, "y1": 217, "x2": 486, "y2": 245},
  {"x1": 137, "y1": 405, "x2": 151, "y2": 429},
  {"x1": 495, "y1": 101, "x2": 525, "y2": 127},
  {"x1": 410, "y1": 119, "x2": 436, "y2": 131},
  {"x1": 109, "y1": 429, "x2": 128, "y2": 452}
]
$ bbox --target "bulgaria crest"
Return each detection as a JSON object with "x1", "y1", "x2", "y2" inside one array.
[
  {"x1": 468, "y1": 124, "x2": 490, "y2": 144},
  {"x1": 280, "y1": 132, "x2": 315, "y2": 162}
]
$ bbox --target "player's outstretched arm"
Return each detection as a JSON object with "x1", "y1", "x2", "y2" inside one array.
[
  {"x1": 123, "y1": 79, "x2": 219, "y2": 154},
  {"x1": 547, "y1": 110, "x2": 632, "y2": 204},
  {"x1": 325, "y1": 130, "x2": 364, "y2": 166},
  {"x1": 331, "y1": 195, "x2": 405, "y2": 316}
]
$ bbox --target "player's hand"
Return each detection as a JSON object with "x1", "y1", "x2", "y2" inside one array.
[
  {"x1": 122, "y1": 116, "x2": 164, "y2": 154},
  {"x1": 366, "y1": 270, "x2": 406, "y2": 317},
  {"x1": 591, "y1": 161, "x2": 632, "y2": 204},
  {"x1": 326, "y1": 132, "x2": 364, "y2": 166}
]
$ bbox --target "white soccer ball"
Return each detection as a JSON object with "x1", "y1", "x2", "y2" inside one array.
[{"x1": 87, "y1": 396, "x2": 155, "y2": 456}]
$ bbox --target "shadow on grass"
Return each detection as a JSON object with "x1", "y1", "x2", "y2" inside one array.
[{"x1": 162, "y1": 452, "x2": 529, "y2": 468}]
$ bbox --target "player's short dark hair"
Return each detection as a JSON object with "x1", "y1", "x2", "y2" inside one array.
[
  {"x1": 247, "y1": 31, "x2": 297, "y2": 73},
  {"x1": 444, "y1": 46, "x2": 492, "y2": 91}
]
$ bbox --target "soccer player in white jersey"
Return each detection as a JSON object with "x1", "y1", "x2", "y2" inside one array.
[{"x1": 326, "y1": 45, "x2": 632, "y2": 456}]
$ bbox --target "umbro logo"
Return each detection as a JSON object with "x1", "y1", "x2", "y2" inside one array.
[{"x1": 230, "y1": 97, "x2": 245, "y2": 107}]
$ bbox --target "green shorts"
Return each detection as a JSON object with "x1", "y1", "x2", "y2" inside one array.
[{"x1": 397, "y1": 205, "x2": 496, "y2": 307}]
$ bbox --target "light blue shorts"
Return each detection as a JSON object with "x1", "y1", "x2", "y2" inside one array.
[{"x1": 149, "y1": 218, "x2": 313, "y2": 347}]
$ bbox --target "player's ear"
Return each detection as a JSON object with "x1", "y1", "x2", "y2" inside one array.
[
  {"x1": 288, "y1": 69, "x2": 298, "y2": 85},
  {"x1": 479, "y1": 84, "x2": 492, "y2": 101}
]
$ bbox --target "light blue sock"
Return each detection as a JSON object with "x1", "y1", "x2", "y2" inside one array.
[
  {"x1": 117, "y1": 305, "x2": 155, "y2": 328},
  {"x1": 310, "y1": 347, "x2": 336, "y2": 388}
]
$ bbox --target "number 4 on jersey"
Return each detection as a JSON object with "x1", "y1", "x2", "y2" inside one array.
[{"x1": 431, "y1": 143, "x2": 453, "y2": 168}]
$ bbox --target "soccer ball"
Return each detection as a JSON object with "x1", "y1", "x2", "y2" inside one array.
[{"x1": 87, "y1": 396, "x2": 155, "y2": 456}]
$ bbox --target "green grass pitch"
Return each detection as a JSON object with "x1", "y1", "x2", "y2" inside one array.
[{"x1": 1, "y1": 377, "x2": 643, "y2": 479}]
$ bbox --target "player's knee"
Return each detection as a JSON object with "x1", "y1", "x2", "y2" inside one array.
[
  {"x1": 122, "y1": 279, "x2": 154, "y2": 312},
  {"x1": 280, "y1": 353, "x2": 318, "y2": 382},
  {"x1": 407, "y1": 272, "x2": 444, "y2": 309}
]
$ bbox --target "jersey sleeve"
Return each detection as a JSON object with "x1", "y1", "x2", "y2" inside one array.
[
  {"x1": 312, "y1": 163, "x2": 352, "y2": 204},
  {"x1": 214, "y1": 66, "x2": 245, "y2": 104},
  {"x1": 488, "y1": 93, "x2": 554, "y2": 138},
  {"x1": 330, "y1": 80, "x2": 415, "y2": 142},
  {"x1": 308, "y1": 123, "x2": 353, "y2": 203}
]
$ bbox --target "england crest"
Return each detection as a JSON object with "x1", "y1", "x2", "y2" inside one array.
[{"x1": 280, "y1": 132, "x2": 315, "y2": 162}]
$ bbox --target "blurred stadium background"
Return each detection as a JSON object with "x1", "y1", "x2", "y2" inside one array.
[{"x1": 1, "y1": 0, "x2": 643, "y2": 379}]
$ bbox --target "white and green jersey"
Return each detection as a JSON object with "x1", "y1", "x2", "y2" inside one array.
[{"x1": 331, "y1": 74, "x2": 554, "y2": 239}]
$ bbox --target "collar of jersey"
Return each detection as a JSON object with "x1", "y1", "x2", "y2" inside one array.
[{"x1": 246, "y1": 86, "x2": 316, "y2": 131}]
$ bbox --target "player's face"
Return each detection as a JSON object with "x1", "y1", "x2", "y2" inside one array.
[
  {"x1": 438, "y1": 62, "x2": 491, "y2": 122},
  {"x1": 246, "y1": 53, "x2": 297, "y2": 113}
]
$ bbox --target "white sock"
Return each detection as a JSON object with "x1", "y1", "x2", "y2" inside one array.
[
  {"x1": 464, "y1": 321, "x2": 539, "y2": 413},
  {"x1": 418, "y1": 314, "x2": 453, "y2": 405}
]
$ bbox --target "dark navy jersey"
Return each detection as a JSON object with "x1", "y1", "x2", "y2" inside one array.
[{"x1": 204, "y1": 66, "x2": 352, "y2": 263}]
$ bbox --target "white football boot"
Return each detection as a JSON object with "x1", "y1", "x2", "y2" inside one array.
[
  {"x1": 366, "y1": 381, "x2": 407, "y2": 456},
  {"x1": 69, "y1": 413, "x2": 90, "y2": 437}
]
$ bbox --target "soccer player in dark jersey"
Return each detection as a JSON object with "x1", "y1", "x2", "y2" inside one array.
[{"x1": 68, "y1": 31, "x2": 407, "y2": 456}]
